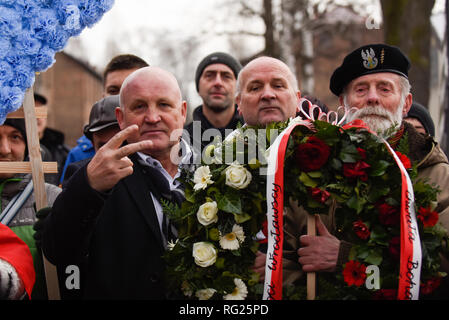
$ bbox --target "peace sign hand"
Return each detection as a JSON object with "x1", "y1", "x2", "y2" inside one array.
[{"x1": 86, "y1": 125, "x2": 153, "y2": 192}]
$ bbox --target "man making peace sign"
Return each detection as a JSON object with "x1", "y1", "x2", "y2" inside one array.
[{"x1": 39, "y1": 67, "x2": 191, "y2": 299}]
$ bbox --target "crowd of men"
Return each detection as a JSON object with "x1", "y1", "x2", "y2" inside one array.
[{"x1": 1, "y1": 43, "x2": 448, "y2": 300}]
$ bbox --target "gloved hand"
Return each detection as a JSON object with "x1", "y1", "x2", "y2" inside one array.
[{"x1": 33, "y1": 207, "x2": 52, "y2": 249}]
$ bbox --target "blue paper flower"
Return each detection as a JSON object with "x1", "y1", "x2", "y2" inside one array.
[
  {"x1": 0, "y1": 85, "x2": 25, "y2": 114},
  {"x1": 55, "y1": 1, "x2": 82, "y2": 36},
  {"x1": 14, "y1": 0, "x2": 41, "y2": 19},
  {"x1": 0, "y1": 0, "x2": 115, "y2": 124},
  {"x1": 0, "y1": 0, "x2": 16, "y2": 7},
  {"x1": 0, "y1": 61, "x2": 13, "y2": 83},
  {"x1": 0, "y1": 37, "x2": 11, "y2": 59},
  {"x1": 78, "y1": 0, "x2": 103, "y2": 27},
  {"x1": 29, "y1": 8, "x2": 58, "y2": 40},
  {"x1": 14, "y1": 30, "x2": 42, "y2": 56},
  {"x1": 34, "y1": 45, "x2": 56, "y2": 72},
  {"x1": 46, "y1": 28, "x2": 69, "y2": 51},
  {"x1": 0, "y1": 6, "x2": 22, "y2": 37},
  {"x1": 9, "y1": 64, "x2": 35, "y2": 90}
]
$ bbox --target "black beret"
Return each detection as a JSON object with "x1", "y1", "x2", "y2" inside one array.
[
  {"x1": 195, "y1": 52, "x2": 242, "y2": 91},
  {"x1": 330, "y1": 43, "x2": 411, "y2": 96},
  {"x1": 406, "y1": 102, "x2": 435, "y2": 136}
]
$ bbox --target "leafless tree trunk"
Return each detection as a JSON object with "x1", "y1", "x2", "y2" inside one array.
[{"x1": 380, "y1": 0, "x2": 435, "y2": 106}]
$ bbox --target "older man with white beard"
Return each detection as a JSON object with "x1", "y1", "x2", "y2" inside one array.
[{"x1": 284, "y1": 44, "x2": 449, "y2": 296}]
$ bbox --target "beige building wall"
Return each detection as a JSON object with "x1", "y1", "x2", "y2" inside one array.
[{"x1": 34, "y1": 52, "x2": 103, "y2": 147}]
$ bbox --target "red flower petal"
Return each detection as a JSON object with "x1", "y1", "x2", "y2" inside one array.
[{"x1": 343, "y1": 260, "x2": 367, "y2": 287}]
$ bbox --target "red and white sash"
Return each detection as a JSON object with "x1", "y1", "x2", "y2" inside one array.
[
  {"x1": 263, "y1": 118, "x2": 421, "y2": 300},
  {"x1": 383, "y1": 140, "x2": 422, "y2": 300},
  {"x1": 263, "y1": 119, "x2": 312, "y2": 300}
]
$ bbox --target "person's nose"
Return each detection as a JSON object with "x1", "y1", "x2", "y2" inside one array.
[
  {"x1": 212, "y1": 74, "x2": 224, "y2": 88},
  {"x1": 261, "y1": 85, "x2": 276, "y2": 101},
  {"x1": 0, "y1": 137, "x2": 11, "y2": 156},
  {"x1": 144, "y1": 106, "x2": 162, "y2": 124},
  {"x1": 366, "y1": 87, "x2": 380, "y2": 106}
]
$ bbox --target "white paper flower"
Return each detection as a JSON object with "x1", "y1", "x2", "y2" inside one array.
[
  {"x1": 223, "y1": 162, "x2": 252, "y2": 189},
  {"x1": 195, "y1": 288, "x2": 217, "y2": 300},
  {"x1": 223, "y1": 278, "x2": 248, "y2": 300},
  {"x1": 197, "y1": 201, "x2": 219, "y2": 226},
  {"x1": 192, "y1": 242, "x2": 217, "y2": 268},
  {"x1": 219, "y1": 224, "x2": 245, "y2": 250},
  {"x1": 167, "y1": 239, "x2": 178, "y2": 251},
  {"x1": 193, "y1": 165, "x2": 214, "y2": 191}
]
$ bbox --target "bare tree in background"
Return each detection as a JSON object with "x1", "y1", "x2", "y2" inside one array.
[{"x1": 380, "y1": 0, "x2": 436, "y2": 106}]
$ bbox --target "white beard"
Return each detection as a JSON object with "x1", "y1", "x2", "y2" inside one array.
[{"x1": 345, "y1": 103, "x2": 404, "y2": 138}]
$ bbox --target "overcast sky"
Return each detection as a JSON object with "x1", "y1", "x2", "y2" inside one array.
[{"x1": 66, "y1": 0, "x2": 445, "y2": 71}]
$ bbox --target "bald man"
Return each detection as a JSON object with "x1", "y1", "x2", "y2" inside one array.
[
  {"x1": 40, "y1": 67, "x2": 191, "y2": 299},
  {"x1": 236, "y1": 56, "x2": 301, "y2": 126}
]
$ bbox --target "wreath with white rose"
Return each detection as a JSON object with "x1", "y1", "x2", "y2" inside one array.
[
  {"x1": 162, "y1": 124, "x2": 285, "y2": 300},
  {"x1": 163, "y1": 117, "x2": 448, "y2": 300}
]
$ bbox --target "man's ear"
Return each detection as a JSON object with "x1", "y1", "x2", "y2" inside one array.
[
  {"x1": 181, "y1": 101, "x2": 187, "y2": 121},
  {"x1": 115, "y1": 107, "x2": 125, "y2": 130},
  {"x1": 402, "y1": 93, "x2": 413, "y2": 116},
  {"x1": 296, "y1": 91, "x2": 301, "y2": 112},
  {"x1": 236, "y1": 94, "x2": 242, "y2": 116}
]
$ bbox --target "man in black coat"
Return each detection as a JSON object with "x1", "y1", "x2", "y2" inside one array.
[{"x1": 40, "y1": 67, "x2": 189, "y2": 299}]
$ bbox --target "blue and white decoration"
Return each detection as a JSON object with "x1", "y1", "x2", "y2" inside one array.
[{"x1": 0, "y1": 0, "x2": 115, "y2": 124}]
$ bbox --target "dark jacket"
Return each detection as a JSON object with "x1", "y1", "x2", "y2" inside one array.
[
  {"x1": 41, "y1": 154, "x2": 169, "y2": 299},
  {"x1": 184, "y1": 105, "x2": 242, "y2": 154},
  {"x1": 40, "y1": 128, "x2": 70, "y2": 186}
]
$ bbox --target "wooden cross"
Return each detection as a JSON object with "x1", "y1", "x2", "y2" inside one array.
[
  {"x1": 307, "y1": 214, "x2": 316, "y2": 300},
  {"x1": 4, "y1": 87, "x2": 60, "y2": 300}
]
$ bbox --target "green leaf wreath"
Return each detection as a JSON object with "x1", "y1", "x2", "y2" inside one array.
[
  {"x1": 282, "y1": 119, "x2": 448, "y2": 299},
  {"x1": 163, "y1": 118, "x2": 448, "y2": 300}
]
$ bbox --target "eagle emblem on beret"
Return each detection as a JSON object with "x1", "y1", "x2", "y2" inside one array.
[{"x1": 361, "y1": 48, "x2": 378, "y2": 70}]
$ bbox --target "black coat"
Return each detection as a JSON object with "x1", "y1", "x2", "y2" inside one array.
[{"x1": 42, "y1": 154, "x2": 168, "y2": 299}]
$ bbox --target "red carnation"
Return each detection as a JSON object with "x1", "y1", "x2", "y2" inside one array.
[
  {"x1": 343, "y1": 148, "x2": 370, "y2": 181},
  {"x1": 353, "y1": 220, "x2": 370, "y2": 240},
  {"x1": 388, "y1": 236, "x2": 400, "y2": 260},
  {"x1": 420, "y1": 277, "x2": 442, "y2": 295},
  {"x1": 417, "y1": 207, "x2": 439, "y2": 228},
  {"x1": 342, "y1": 260, "x2": 367, "y2": 287},
  {"x1": 342, "y1": 119, "x2": 370, "y2": 131},
  {"x1": 372, "y1": 289, "x2": 397, "y2": 300},
  {"x1": 357, "y1": 147, "x2": 367, "y2": 159},
  {"x1": 309, "y1": 187, "x2": 331, "y2": 204},
  {"x1": 296, "y1": 136, "x2": 331, "y2": 172},
  {"x1": 376, "y1": 202, "x2": 400, "y2": 226},
  {"x1": 395, "y1": 151, "x2": 412, "y2": 169}
]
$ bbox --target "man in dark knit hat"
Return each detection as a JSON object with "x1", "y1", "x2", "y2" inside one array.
[
  {"x1": 283, "y1": 43, "x2": 449, "y2": 297},
  {"x1": 404, "y1": 101, "x2": 436, "y2": 136},
  {"x1": 184, "y1": 52, "x2": 243, "y2": 156}
]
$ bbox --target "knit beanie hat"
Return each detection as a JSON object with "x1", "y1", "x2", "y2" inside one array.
[
  {"x1": 406, "y1": 102, "x2": 435, "y2": 136},
  {"x1": 195, "y1": 52, "x2": 242, "y2": 91},
  {"x1": 3, "y1": 119, "x2": 28, "y2": 158}
]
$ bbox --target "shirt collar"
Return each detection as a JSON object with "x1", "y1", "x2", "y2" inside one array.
[{"x1": 137, "y1": 139, "x2": 193, "y2": 187}]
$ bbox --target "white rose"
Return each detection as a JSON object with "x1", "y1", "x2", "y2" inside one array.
[
  {"x1": 195, "y1": 288, "x2": 217, "y2": 300},
  {"x1": 192, "y1": 242, "x2": 217, "y2": 268},
  {"x1": 193, "y1": 166, "x2": 214, "y2": 191},
  {"x1": 197, "y1": 201, "x2": 219, "y2": 226},
  {"x1": 223, "y1": 162, "x2": 252, "y2": 189}
]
